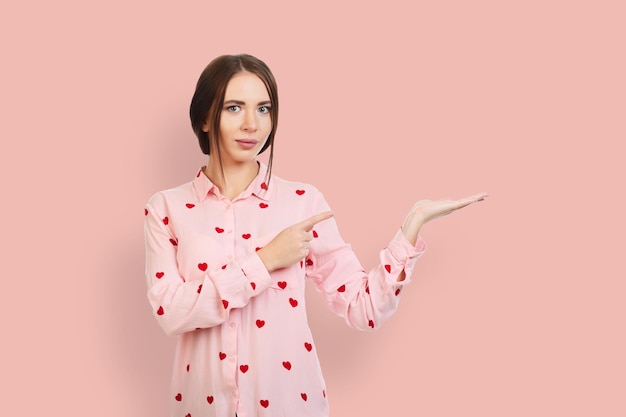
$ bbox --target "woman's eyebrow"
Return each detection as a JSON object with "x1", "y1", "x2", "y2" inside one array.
[
  {"x1": 224, "y1": 99, "x2": 271, "y2": 106},
  {"x1": 223, "y1": 99, "x2": 245, "y2": 105}
]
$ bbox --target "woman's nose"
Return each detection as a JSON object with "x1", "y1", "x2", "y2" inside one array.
[{"x1": 241, "y1": 111, "x2": 258, "y2": 132}]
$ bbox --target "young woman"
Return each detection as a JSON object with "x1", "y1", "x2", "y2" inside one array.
[{"x1": 144, "y1": 54, "x2": 487, "y2": 417}]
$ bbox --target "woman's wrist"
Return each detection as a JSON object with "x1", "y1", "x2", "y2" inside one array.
[
  {"x1": 401, "y1": 222, "x2": 422, "y2": 246},
  {"x1": 256, "y1": 248, "x2": 276, "y2": 272}
]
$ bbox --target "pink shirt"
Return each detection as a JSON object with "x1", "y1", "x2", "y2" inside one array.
[{"x1": 144, "y1": 162, "x2": 426, "y2": 417}]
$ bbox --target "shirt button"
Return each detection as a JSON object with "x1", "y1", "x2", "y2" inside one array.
[
  {"x1": 226, "y1": 229, "x2": 232, "y2": 234},
  {"x1": 229, "y1": 322, "x2": 236, "y2": 328}
]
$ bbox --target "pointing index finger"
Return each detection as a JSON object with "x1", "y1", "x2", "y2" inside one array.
[{"x1": 299, "y1": 211, "x2": 334, "y2": 231}]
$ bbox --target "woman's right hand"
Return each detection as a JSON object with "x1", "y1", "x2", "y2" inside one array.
[{"x1": 257, "y1": 211, "x2": 334, "y2": 272}]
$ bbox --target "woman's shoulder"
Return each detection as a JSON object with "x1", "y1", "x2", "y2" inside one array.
[
  {"x1": 270, "y1": 173, "x2": 323, "y2": 197},
  {"x1": 145, "y1": 180, "x2": 195, "y2": 209},
  {"x1": 269, "y1": 174, "x2": 329, "y2": 213}
]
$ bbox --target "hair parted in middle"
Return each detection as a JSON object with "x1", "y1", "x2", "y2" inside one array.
[{"x1": 189, "y1": 54, "x2": 279, "y2": 184}]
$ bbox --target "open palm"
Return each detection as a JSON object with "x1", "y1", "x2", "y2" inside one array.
[{"x1": 401, "y1": 193, "x2": 488, "y2": 245}]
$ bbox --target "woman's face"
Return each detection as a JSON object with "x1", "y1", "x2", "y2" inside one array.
[{"x1": 204, "y1": 71, "x2": 272, "y2": 166}]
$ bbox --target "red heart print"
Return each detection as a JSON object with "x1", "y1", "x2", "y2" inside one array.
[
  {"x1": 304, "y1": 342, "x2": 312, "y2": 352},
  {"x1": 259, "y1": 203, "x2": 268, "y2": 209},
  {"x1": 261, "y1": 182, "x2": 268, "y2": 190},
  {"x1": 323, "y1": 390, "x2": 326, "y2": 398},
  {"x1": 395, "y1": 288, "x2": 401, "y2": 296},
  {"x1": 240, "y1": 364, "x2": 249, "y2": 373},
  {"x1": 301, "y1": 393, "x2": 308, "y2": 401},
  {"x1": 255, "y1": 247, "x2": 262, "y2": 251},
  {"x1": 300, "y1": 260, "x2": 303, "y2": 268},
  {"x1": 215, "y1": 227, "x2": 224, "y2": 233},
  {"x1": 296, "y1": 189, "x2": 305, "y2": 195},
  {"x1": 256, "y1": 319, "x2": 265, "y2": 328},
  {"x1": 219, "y1": 352, "x2": 226, "y2": 360},
  {"x1": 289, "y1": 298, "x2": 298, "y2": 307},
  {"x1": 196, "y1": 169, "x2": 202, "y2": 177},
  {"x1": 260, "y1": 399, "x2": 269, "y2": 408},
  {"x1": 222, "y1": 300, "x2": 229, "y2": 309},
  {"x1": 277, "y1": 281, "x2": 287, "y2": 289},
  {"x1": 207, "y1": 396, "x2": 214, "y2": 404},
  {"x1": 186, "y1": 203, "x2": 195, "y2": 208},
  {"x1": 155, "y1": 272, "x2": 164, "y2": 279},
  {"x1": 365, "y1": 286, "x2": 370, "y2": 294},
  {"x1": 312, "y1": 230, "x2": 318, "y2": 238},
  {"x1": 198, "y1": 263, "x2": 208, "y2": 271},
  {"x1": 162, "y1": 217, "x2": 169, "y2": 225},
  {"x1": 305, "y1": 259, "x2": 313, "y2": 267},
  {"x1": 197, "y1": 284, "x2": 202, "y2": 294},
  {"x1": 368, "y1": 320, "x2": 375, "y2": 328},
  {"x1": 185, "y1": 414, "x2": 191, "y2": 417},
  {"x1": 221, "y1": 264, "x2": 227, "y2": 270},
  {"x1": 250, "y1": 281, "x2": 256, "y2": 290},
  {"x1": 157, "y1": 306, "x2": 164, "y2": 315},
  {"x1": 384, "y1": 264, "x2": 391, "y2": 273},
  {"x1": 337, "y1": 284, "x2": 346, "y2": 293},
  {"x1": 169, "y1": 238, "x2": 178, "y2": 246},
  {"x1": 144, "y1": 208, "x2": 148, "y2": 216},
  {"x1": 175, "y1": 393, "x2": 182, "y2": 401},
  {"x1": 242, "y1": 233, "x2": 251, "y2": 239},
  {"x1": 186, "y1": 364, "x2": 190, "y2": 372},
  {"x1": 282, "y1": 361, "x2": 291, "y2": 370}
]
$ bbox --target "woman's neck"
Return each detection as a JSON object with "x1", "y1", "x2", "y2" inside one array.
[{"x1": 203, "y1": 158, "x2": 259, "y2": 200}]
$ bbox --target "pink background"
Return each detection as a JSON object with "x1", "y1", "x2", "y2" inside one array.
[{"x1": 2, "y1": 0, "x2": 625, "y2": 415}]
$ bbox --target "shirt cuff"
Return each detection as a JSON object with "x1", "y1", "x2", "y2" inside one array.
[
  {"x1": 210, "y1": 253, "x2": 273, "y2": 298},
  {"x1": 386, "y1": 228, "x2": 427, "y2": 285},
  {"x1": 388, "y1": 228, "x2": 426, "y2": 258},
  {"x1": 241, "y1": 252, "x2": 273, "y2": 291}
]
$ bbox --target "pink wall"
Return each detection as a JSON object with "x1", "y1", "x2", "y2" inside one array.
[{"x1": 2, "y1": 1, "x2": 625, "y2": 415}]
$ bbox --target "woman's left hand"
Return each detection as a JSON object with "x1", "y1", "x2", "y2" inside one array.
[{"x1": 401, "y1": 193, "x2": 488, "y2": 245}]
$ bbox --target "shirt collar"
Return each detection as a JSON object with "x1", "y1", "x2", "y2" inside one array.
[{"x1": 192, "y1": 161, "x2": 273, "y2": 202}]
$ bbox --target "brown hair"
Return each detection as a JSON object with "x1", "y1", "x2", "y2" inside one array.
[{"x1": 190, "y1": 54, "x2": 278, "y2": 184}]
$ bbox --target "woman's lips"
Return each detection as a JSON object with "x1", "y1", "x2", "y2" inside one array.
[{"x1": 235, "y1": 139, "x2": 258, "y2": 150}]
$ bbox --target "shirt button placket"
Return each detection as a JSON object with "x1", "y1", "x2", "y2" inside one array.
[
  {"x1": 222, "y1": 199, "x2": 239, "y2": 399},
  {"x1": 224, "y1": 200, "x2": 236, "y2": 254},
  {"x1": 229, "y1": 318, "x2": 240, "y2": 405}
]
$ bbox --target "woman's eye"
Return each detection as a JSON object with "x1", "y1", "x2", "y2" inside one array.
[
  {"x1": 258, "y1": 106, "x2": 271, "y2": 114},
  {"x1": 227, "y1": 105, "x2": 241, "y2": 112}
]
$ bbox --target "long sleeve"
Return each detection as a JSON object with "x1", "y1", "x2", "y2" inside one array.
[
  {"x1": 144, "y1": 195, "x2": 273, "y2": 336},
  {"x1": 305, "y1": 189, "x2": 426, "y2": 331}
]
